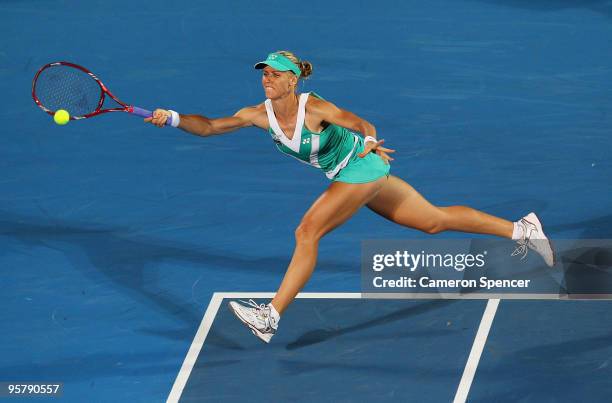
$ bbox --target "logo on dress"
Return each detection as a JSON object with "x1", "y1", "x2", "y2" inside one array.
[{"x1": 302, "y1": 138, "x2": 311, "y2": 145}]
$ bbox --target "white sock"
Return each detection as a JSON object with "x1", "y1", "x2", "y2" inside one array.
[
  {"x1": 268, "y1": 303, "x2": 281, "y2": 325},
  {"x1": 512, "y1": 220, "x2": 525, "y2": 240}
]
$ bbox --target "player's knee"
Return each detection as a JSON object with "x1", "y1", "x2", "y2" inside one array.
[
  {"x1": 295, "y1": 220, "x2": 321, "y2": 243},
  {"x1": 421, "y1": 222, "x2": 445, "y2": 234},
  {"x1": 419, "y1": 210, "x2": 447, "y2": 234}
]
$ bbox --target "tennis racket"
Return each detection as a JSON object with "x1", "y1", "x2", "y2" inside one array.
[{"x1": 32, "y1": 61, "x2": 173, "y2": 125}]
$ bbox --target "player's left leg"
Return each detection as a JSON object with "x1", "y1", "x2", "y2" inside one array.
[
  {"x1": 366, "y1": 175, "x2": 513, "y2": 237},
  {"x1": 366, "y1": 175, "x2": 554, "y2": 266}
]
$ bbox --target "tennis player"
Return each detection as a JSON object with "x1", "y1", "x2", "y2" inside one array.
[{"x1": 145, "y1": 51, "x2": 555, "y2": 343}]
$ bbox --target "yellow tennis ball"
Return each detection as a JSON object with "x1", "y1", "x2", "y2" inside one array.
[{"x1": 54, "y1": 109, "x2": 70, "y2": 125}]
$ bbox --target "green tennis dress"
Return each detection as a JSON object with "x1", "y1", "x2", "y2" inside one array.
[{"x1": 265, "y1": 92, "x2": 390, "y2": 183}]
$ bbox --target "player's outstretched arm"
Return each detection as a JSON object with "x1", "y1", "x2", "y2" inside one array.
[{"x1": 145, "y1": 106, "x2": 261, "y2": 137}]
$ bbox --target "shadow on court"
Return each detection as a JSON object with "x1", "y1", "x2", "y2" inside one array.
[
  {"x1": 0, "y1": 209, "x2": 352, "y2": 346},
  {"x1": 286, "y1": 299, "x2": 456, "y2": 350},
  {"x1": 181, "y1": 298, "x2": 487, "y2": 403},
  {"x1": 549, "y1": 214, "x2": 612, "y2": 238}
]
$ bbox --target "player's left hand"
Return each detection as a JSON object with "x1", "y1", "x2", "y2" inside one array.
[{"x1": 358, "y1": 139, "x2": 395, "y2": 164}]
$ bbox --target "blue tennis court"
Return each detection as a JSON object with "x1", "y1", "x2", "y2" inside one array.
[{"x1": 2, "y1": 0, "x2": 612, "y2": 401}]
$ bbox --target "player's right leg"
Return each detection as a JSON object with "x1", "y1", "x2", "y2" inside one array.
[{"x1": 229, "y1": 177, "x2": 386, "y2": 343}]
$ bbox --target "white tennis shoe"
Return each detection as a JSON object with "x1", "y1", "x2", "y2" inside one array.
[
  {"x1": 228, "y1": 299, "x2": 278, "y2": 343},
  {"x1": 512, "y1": 212, "x2": 555, "y2": 267}
]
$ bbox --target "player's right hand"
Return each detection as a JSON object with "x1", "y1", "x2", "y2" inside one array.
[{"x1": 144, "y1": 109, "x2": 170, "y2": 127}]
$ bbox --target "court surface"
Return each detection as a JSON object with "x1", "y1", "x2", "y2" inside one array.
[{"x1": 2, "y1": 0, "x2": 612, "y2": 402}]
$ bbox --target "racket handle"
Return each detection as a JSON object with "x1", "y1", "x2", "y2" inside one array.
[{"x1": 130, "y1": 106, "x2": 173, "y2": 126}]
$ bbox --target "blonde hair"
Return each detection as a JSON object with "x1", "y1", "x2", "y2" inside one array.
[{"x1": 276, "y1": 50, "x2": 313, "y2": 79}]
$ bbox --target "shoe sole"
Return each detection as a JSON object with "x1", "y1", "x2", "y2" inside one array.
[
  {"x1": 228, "y1": 302, "x2": 273, "y2": 344},
  {"x1": 529, "y1": 213, "x2": 556, "y2": 267},
  {"x1": 548, "y1": 238, "x2": 557, "y2": 266}
]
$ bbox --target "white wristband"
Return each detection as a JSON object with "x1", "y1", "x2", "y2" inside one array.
[
  {"x1": 168, "y1": 110, "x2": 180, "y2": 128},
  {"x1": 364, "y1": 136, "x2": 377, "y2": 144}
]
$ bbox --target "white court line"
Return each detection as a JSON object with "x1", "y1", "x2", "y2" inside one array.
[
  {"x1": 168, "y1": 292, "x2": 496, "y2": 402},
  {"x1": 453, "y1": 298, "x2": 500, "y2": 403},
  {"x1": 166, "y1": 293, "x2": 224, "y2": 403},
  {"x1": 166, "y1": 292, "x2": 360, "y2": 402}
]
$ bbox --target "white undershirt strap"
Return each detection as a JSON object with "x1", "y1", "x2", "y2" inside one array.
[
  {"x1": 264, "y1": 93, "x2": 309, "y2": 153},
  {"x1": 295, "y1": 93, "x2": 308, "y2": 140},
  {"x1": 264, "y1": 93, "x2": 358, "y2": 178}
]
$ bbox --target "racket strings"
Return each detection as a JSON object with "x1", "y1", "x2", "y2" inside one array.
[{"x1": 34, "y1": 65, "x2": 102, "y2": 117}]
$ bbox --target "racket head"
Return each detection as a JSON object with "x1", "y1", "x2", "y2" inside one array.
[{"x1": 32, "y1": 61, "x2": 126, "y2": 120}]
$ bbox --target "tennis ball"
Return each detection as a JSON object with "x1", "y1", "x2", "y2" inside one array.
[{"x1": 54, "y1": 109, "x2": 70, "y2": 125}]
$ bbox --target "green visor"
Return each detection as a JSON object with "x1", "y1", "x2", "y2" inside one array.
[{"x1": 254, "y1": 53, "x2": 301, "y2": 77}]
